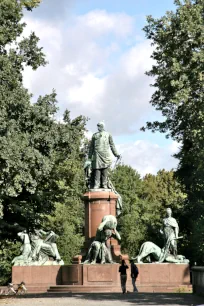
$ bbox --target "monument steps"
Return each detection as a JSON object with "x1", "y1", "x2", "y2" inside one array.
[{"x1": 47, "y1": 284, "x2": 192, "y2": 293}]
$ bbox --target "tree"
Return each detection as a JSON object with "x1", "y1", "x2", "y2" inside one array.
[
  {"x1": 0, "y1": 0, "x2": 87, "y2": 283},
  {"x1": 142, "y1": 0, "x2": 204, "y2": 263},
  {"x1": 110, "y1": 165, "x2": 146, "y2": 257},
  {"x1": 142, "y1": 170, "x2": 186, "y2": 247},
  {"x1": 0, "y1": 0, "x2": 45, "y2": 224},
  {"x1": 111, "y1": 166, "x2": 186, "y2": 257},
  {"x1": 0, "y1": 0, "x2": 87, "y2": 237},
  {"x1": 0, "y1": 240, "x2": 21, "y2": 285},
  {"x1": 43, "y1": 134, "x2": 86, "y2": 264}
]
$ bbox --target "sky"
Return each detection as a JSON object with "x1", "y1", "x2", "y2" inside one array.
[{"x1": 22, "y1": 0, "x2": 180, "y2": 176}]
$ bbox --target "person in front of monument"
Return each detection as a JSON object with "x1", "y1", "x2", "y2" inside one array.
[
  {"x1": 88, "y1": 122, "x2": 120, "y2": 189},
  {"x1": 119, "y1": 260, "x2": 129, "y2": 294},
  {"x1": 130, "y1": 259, "x2": 139, "y2": 292}
]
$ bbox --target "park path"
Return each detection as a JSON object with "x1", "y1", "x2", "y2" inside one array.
[{"x1": 0, "y1": 293, "x2": 204, "y2": 306}]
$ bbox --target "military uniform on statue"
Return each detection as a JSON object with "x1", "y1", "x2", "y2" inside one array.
[
  {"x1": 12, "y1": 121, "x2": 191, "y2": 293},
  {"x1": 88, "y1": 121, "x2": 120, "y2": 189},
  {"x1": 82, "y1": 122, "x2": 126, "y2": 264}
]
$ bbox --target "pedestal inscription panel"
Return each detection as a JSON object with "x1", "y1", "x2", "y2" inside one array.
[{"x1": 87, "y1": 265, "x2": 113, "y2": 282}]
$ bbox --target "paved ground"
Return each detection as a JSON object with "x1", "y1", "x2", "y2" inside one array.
[{"x1": 0, "y1": 293, "x2": 204, "y2": 306}]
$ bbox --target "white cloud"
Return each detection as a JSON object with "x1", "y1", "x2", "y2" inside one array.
[
  {"x1": 67, "y1": 74, "x2": 105, "y2": 110},
  {"x1": 22, "y1": 10, "x2": 153, "y2": 135},
  {"x1": 117, "y1": 140, "x2": 179, "y2": 176},
  {"x1": 21, "y1": 9, "x2": 179, "y2": 175},
  {"x1": 120, "y1": 42, "x2": 153, "y2": 78},
  {"x1": 76, "y1": 10, "x2": 134, "y2": 37}
]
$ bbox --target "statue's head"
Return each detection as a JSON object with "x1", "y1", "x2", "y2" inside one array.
[
  {"x1": 97, "y1": 121, "x2": 105, "y2": 132},
  {"x1": 104, "y1": 229, "x2": 112, "y2": 239},
  {"x1": 166, "y1": 207, "x2": 172, "y2": 217}
]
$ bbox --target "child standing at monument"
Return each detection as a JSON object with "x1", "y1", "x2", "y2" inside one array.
[{"x1": 119, "y1": 260, "x2": 129, "y2": 293}]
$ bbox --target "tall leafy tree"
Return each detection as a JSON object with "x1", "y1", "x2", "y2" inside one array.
[
  {"x1": 142, "y1": 170, "x2": 186, "y2": 247},
  {"x1": 111, "y1": 167, "x2": 186, "y2": 257},
  {"x1": 43, "y1": 116, "x2": 86, "y2": 264},
  {"x1": 142, "y1": 0, "x2": 204, "y2": 263},
  {"x1": 110, "y1": 165, "x2": 146, "y2": 257},
  {"x1": 0, "y1": 0, "x2": 86, "y2": 236},
  {"x1": 0, "y1": 0, "x2": 87, "y2": 283}
]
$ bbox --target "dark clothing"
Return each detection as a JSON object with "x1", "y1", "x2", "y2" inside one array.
[
  {"x1": 120, "y1": 275, "x2": 127, "y2": 293},
  {"x1": 119, "y1": 265, "x2": 128, "y2": 275},
  {"x1": 132, "y1": 277, "x2": 138, "y2": 292},
  {"x1": 131, "y1": 263, "x2": 139, "y2": 292},
  {"x1": 131, "y1": 263, "x2": 139, "y2": 278},
  {"x1": 119, "y1": 264, "x2": 129, "y2": 293}
]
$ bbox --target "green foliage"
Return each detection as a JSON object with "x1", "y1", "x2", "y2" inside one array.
[
  {"x1": 0, "y1": 241, "x2": 21, "y2": 285},
  {"x1": 110, "y1": 165, "x2": 145, "y2": 256},
  {"x1": 0, "y1": 0, "x2": 87, "y2": 284},
  {"x1": 142, "y1": 0, "x2": 204, "y2": 263},
  {"x1": 111, "y1": 166, "x2": 186, "y2": 257},
  {"x1": 142, "y1": 170, "x2": 186, "y2": 245},
  {"x1": 191, "y1": 216, "x2": 204, "y2": 264},
  {"x1": 21, "y1": 0, "x2": 42, "y2": 11},
  {"x1": 0, "y1": 0, "x2": 86, "y2": 281},
  {"x1": 43, "y1": 146, "x2": 86, "y2": 264},
  {"x1": 45, "y1": 203, "x2": 84, "y2": 265},
  {"x1": 0, "y1": 0, "x2": 87, "y2": 238},
  {"x1": 142, "y1": 0, "x2": 203, "y2": 140}
]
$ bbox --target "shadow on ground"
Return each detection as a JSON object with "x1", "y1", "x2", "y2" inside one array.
[{"x1": 1, "y1": 293, "x2": 204, "y2": 306}]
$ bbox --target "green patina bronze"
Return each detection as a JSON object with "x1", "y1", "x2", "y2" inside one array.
[
  {"x1": 133, "y1": 208, "x2": 189, "y2": 264},
  {"x1": 84, "y1": 122, "x2": 123, "y2": 216},
  {"x1": 84, "y1": 215, "x2": 121, "y2": 264},
  {"x1": 12, "y1": 229, "x2": 64, "y2": 266},
  {"x1": 88, "y1": 122, "x2": 120, "y2": 189}
]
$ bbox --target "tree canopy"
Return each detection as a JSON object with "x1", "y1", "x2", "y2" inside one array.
[
  {"x1": 111, "y1": 166, "x2": 186, "y2": 257},
  {"x1": 0, "y1": 0, "x2": 86, "y2": 237},
  {"x1": 142, "y1": 0, "x2": 204, "y2": 263},
  {"x1": 0, "y1": 0, "x2": 87, "y2": 284}
]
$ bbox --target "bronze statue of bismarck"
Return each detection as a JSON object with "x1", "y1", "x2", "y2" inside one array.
[{"x1": 88, "y1": 122, "x2": 120, "y2": 189}]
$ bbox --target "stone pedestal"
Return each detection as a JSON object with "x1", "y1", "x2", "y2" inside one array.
[
  {"x1": 48, "y1": 263, "x2": 191, "y2": 293},
  {"x1": 12, "y1": 263, "x2": 191, "y2": 293},
  {"x1": 81, "y1": 190, "x2": 125, "y2": 262},
  {"x1": 12, "y1": 265, "x2": 62, "y2": 293},
  {"x1": 12, "y1": 189, "x2": 192, "y2": 294},
  {"x1": 83, "y1": 190, "x2": 117, "y2": 242}
]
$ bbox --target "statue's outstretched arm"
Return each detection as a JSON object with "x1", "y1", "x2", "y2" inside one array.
[
  {"x1": 113, "y1": 229, "x2": 121, "y2": 241},
  {"x1": 39, "y1": 229, "x2": 48, "y2": 235},
  {"x1": 98, "y1": 220, "x2": 106, "y2": 231}
]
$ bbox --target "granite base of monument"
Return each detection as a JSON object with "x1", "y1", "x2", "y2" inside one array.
[
  {"x1": 12, "y1": 265, "x2": 62, "y2": 293},
  {"x1": 80, "y1": 190, "x2": 127, "y2": 262},
  {"x1": 12, "y1": 263, "x2": 191, "y2": 293}
]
